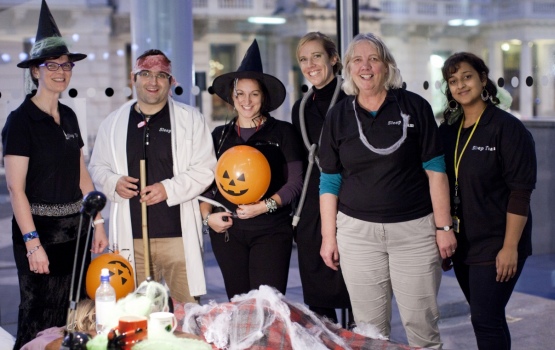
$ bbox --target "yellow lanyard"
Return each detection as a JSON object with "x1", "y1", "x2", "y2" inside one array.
[{"x1": 454, "y1": 106, "x2": 487, "y2": 189}]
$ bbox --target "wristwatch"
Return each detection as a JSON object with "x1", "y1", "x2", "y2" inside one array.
[{"x1": 436, "y1": 225, "x2": 453, "y2": 232}]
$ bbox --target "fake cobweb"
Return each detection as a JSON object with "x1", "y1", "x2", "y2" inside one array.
[{"x1": 183, "y1": 285, "x2": 414, "y2": 350}]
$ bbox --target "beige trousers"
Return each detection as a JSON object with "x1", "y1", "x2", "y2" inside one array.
[
  {"x1": 133, "y1": 237, "x2": 197, "y2": 304},
  {"x1": 336, "y1": 212, "x2": 443, "y2": 349}
]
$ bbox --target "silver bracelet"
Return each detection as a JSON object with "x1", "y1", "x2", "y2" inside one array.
[
  {"x1": 264, "y1": 198, "x2": 278, "y2": 213},
  {"x1": 26, "y1": 244, "x2": 41, "y2": 258},
  {"x1": 202, "y1": 213, "x2": 211, "y2": 226}
]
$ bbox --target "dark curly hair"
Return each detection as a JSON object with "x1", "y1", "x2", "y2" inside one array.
[{"x1": 442, "y1": 52, "x2": 500, "y2": 121}]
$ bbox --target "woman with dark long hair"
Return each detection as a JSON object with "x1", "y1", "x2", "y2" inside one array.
[
  {"x1": 439, "y1": 52, "x2": 536, "y2": 350},
  {"x1": 200, "y1": 39, "x2": 303, "y2": 300}
]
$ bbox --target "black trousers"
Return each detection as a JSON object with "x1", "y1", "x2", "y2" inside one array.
[
  {"x1": 454, "y1": 259, "x2": 526, "y2": 350},
  {"x1": 210, "y1": 224, "x2": 293, "y2": 300}
]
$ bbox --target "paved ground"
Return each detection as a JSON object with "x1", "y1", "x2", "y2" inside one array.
[{"x1": 1, "y1": 186, "x2": 555, "y2": 349}]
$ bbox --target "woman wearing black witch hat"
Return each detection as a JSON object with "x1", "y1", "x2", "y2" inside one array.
[
  {"x1": 1, "y1": 1, "x2": 107, "y2": 348},
  {"x1": 200, "y1": 39, "x2": 304, "y2": 299}
]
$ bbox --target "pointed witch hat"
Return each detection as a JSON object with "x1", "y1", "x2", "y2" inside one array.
[
  {"x1": 17, "y1": 0, "x2": 87, "y2": 68},
  {"x1": 209, "y1": 39, "x2": 286, "y2": 112}
]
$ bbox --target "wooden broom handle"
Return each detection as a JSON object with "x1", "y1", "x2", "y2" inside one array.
[{"x1": 140, "y1": 159, "x2": 151, "y2": 279}]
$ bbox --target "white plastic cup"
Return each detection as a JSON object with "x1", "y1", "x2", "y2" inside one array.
[{"x1": 148, "y1": 311, "x2": 177, "y2": 339}]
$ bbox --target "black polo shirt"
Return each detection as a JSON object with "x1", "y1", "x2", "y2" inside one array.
[
  {"x1": 319, "y1": 89, "x2": 443, "y2": 223},
  {"x1": 2, "y1": 94, "x2": 84, "y2": 204},
  {"x1": 439, "y1": 104, "x2": 536, "y2": 264},
  {"x1": 126, "y1": 103, "x2": 181, "y2": 239}
]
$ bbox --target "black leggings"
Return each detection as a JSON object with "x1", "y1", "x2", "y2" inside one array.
[
  {"x1": 210, "y1": 225, "x2": 293, "y2": 300},
  {"x1": 454, "y1": 259, "x2": 526, "y2": 350}
]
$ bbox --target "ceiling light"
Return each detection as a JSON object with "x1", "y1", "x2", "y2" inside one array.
[
  {"x1": 448, "y1": 19, "x2": 463, "y2": 26},
  {"x1": 463, "y1": 19, "x2": 480, "y2": 26},
  {"x1": 430, "y1": 55, "x2": 444, "y2": 69},
  {"x1": 247, "y1": 17, "x2": 286, "y2": 25}
]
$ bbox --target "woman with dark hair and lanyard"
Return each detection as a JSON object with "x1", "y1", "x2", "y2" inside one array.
[
  {"x1": 291, "y1": 32, "x2": 353, "y2": 326},
  {"x1": 439, "y1": 52, "x2": 536, "y2": 350},
  {"x1": 318, "y1": 33, "x2": 456, "y2": 349},
  {"x1": 200, "y1": 39, "x2": 304, "y2": 300},
  {"x1": 1, "y1": 1, "x2": 107, "y2": 348}
]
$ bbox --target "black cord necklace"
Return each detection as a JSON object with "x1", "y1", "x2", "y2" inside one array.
[{"x1": 135, "y1": 103, "x2": 152, "y2": 159}]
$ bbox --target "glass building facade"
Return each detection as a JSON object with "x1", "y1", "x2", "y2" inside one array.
[{"x1": 1, "y1": 0, "x2": 554, "y2": 252}]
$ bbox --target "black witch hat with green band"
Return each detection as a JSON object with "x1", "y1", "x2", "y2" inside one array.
[
  {"x1": 209, "y1": 39, "x2": 286, "y2": 112},
  {"x1": 17, "y1": 0, "x2": 87, "y2": 68}
]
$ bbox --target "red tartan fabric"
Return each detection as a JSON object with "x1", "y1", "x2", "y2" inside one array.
[{"x1": 184, "y1": 287, "x2": 425, "y2": 350}]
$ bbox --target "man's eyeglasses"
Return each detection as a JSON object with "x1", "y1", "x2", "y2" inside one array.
[
  {"x1": 38, "y1": 61, "x2": 75, "y2": 71},
  {"x1": 137, "y1": 70, "x2": 172, "y2": 81}
]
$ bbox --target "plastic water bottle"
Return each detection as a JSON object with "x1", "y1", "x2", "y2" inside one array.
[{"x1": 95, "y1": 268, "x2": 116, "y2": 334}]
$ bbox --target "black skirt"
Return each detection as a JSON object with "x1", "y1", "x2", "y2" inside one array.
[{"x1": 11, "y1": 213, "x2": 91, "y2": 349}]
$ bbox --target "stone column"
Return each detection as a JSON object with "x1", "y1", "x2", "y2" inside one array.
[
  {"x1": 535, "y1": 42, "x2": 554, "y2": 117},
  {"x1": 488, "y1": 41, "x2": 503, "y2": 88},
  {"x1": 519, "y1": 41, "x2": 533, "y2": 119},
  {"x1": 130, "y1": 0, "x2": 193, "y2": 105},
  {"x1": 270, "y1": 37, "x2": 292, "y2": 122}
]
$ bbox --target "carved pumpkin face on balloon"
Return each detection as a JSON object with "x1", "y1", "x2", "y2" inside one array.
[{"x1": 215, "y1": 145, "x2": 271, "y2": 205}]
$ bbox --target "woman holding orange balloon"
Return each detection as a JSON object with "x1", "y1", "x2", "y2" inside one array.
[{"x1": 200, "y1": 39, "x2": 304, "y2": 300}]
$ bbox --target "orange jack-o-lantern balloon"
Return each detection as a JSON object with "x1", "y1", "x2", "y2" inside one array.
[
  {"x1": 215, "y1": 145, "x2": 271, "y2": 205},
  {"x1": 86, "y1": 253, "x2": 135, "y2": 300}
]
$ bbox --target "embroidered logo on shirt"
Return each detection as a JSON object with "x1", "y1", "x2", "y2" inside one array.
[
  {"x1": 65, "y1": 133, "x2": 78, "y2": 140},
  {"x1": 472, "y1": 146, "x2": 496, "y2": 151},
  {"x1": 388, "y1": 121, "x2": 402, "y2": 126},
  {"x1": 159, "y1": 127, "x2": 171, "y2": 134}
]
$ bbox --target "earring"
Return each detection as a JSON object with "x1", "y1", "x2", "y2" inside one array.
[
  {"x1": 481, "y1": 88, "x2": 490, "y2": 102},
  {"x1": 448, "y1": 99, "x2": 459, "y2": 113}
]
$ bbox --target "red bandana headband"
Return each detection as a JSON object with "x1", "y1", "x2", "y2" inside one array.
[{"x1": 132, "y1": 54, "x2": 178, "y2": 87}]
